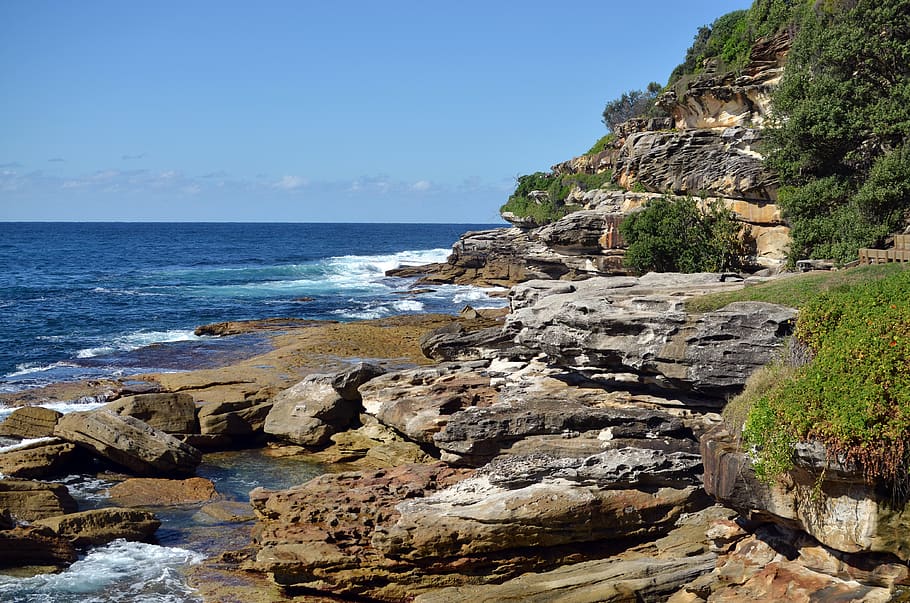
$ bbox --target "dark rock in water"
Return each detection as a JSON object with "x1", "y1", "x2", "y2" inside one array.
[
  {"x1": 107, "y1": 476, "x2": 219, "y2": 507},
  {"x1": 104, "y1": 392, "x2": 198, "y2": 434},
  {"x1": 35, "y1": 507, "x2": 161, "y2": 547},
  {"x1": 0, "y1": 439, "x2": 82, "y2": 479},
  {"x1": 0, "y1": 479, "x2": 78, "y2": 522},
  {"x1": 54, "y1": 410, "x2": 202, "y2": 476},
  {"x1": 0, "y1": 525, "x2": 77, "y2": 568},
  {"x1": 0, "y1": 509, "x2": 13, "y2": 530},
  {"x1": 0, "y1": 407, "x2": 63, "y2": 438}
]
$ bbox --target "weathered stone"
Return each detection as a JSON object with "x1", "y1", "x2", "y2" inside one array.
[
  {"x1": 434, "y1": 397, "x2": 691, "y2": 466},
  {"x1": 107, "y1": 476, "x2": 218, "y2": 506},
  {"x1": 419, "y1": 323, "x2": 528, "y2": 362},
  {"x1": 508, "y1": 277, "x2": 795, "y2": 399},
  {"x1": 0, "y1": 525, "x2": 77, "y2": 568},
  {"x1": 0, "y1": 406, "x2": 63, "y2": 438},
  {"x1": 701, "y1": 425, "x2": 910, "y2": 561},
  {"x1": 416, "y1": 554, "x2": 717, "y2": 603},
  {"x1": 312, "y1": 414, "x2": 433, "y2": 468},
  {"x1": 197, "y1": 400, "x2": 272, "y2": 437},
  {"x1": 359, "y1": 362, "x2": 498, "y2": 446},
  {"x1": 331, "y1": 361, "x2": 386, "y2": 401},
  {"x1": 0, "y1": 439, "x2": 81, "y2": 478},
  {"x1": 0, "y1": 479, "x2": 77, "y2": 522},
  {"x1": 200, "y1": 501, "x2": 256, "y2": 523},
  {"x1": 264, "y1": 375, "x2": 358, "y2": 447},
  {"x1": 35, "y1": 507, "x2": 160, "y2": 546},
  {"x1": 54, "y1": 410, "x2": 202, "y2": 476},
  {"x1": 104, "y1": 392, "x2": 198, "y2": 434}
]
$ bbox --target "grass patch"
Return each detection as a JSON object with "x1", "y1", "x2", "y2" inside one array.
[
  {"x1": 739, "y1": 268, "x2": 910, "y2": 494},
  {"x1": 686, "y1": 263, "x2": 909, "y2": 313}
]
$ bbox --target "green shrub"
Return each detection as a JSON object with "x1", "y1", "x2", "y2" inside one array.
[
  {"x1": 601, "y1": 83, "x2": 666, "y2": 133},
  {"x1": 619, "y1": 196, "x2": 748, "y2": 273},
  {"x1": 743, "y1": 269, "x2": 910, "y2": 492},
  {"x1": 500, "y1": 171, "x2": 617, "y2": 225},
  {"x1": 586, "y1": 133, "x2": 617, "y2": 156}
]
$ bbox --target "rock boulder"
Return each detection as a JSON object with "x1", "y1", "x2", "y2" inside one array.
[
  {"x1": 35, "y1": 507, "x2": 160, "y2": 547},
  {"x1": 0, "y1": 406, "x2": 63, "y2": 438},
  {"x1": 54, "y1": 410, "x2": 201, "y2": 476},
  {"x1": 104, "y1": 392, "x2": 198, "y2": 434},
  {"x1": 0, "y1": 479, "x2": 78, "y2": 521}
]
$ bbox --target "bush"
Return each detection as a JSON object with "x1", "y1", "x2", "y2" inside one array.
[
  {"x1": 586, "y1": 133, "x2": 617, "y2": 156},
  {"x1": 601, "y1": 83, "x2": 665, "y2": 133},
  {"x1": 766, "y1": 0, "x2": 910, "y2": 263},
  {"x1": 619, "y1": 196, "x2": 748, "y2": 273},
  {"x1": 499, "y1": 171, "x2": 617, "y2": 225},
  {"x1": 743, "y1": 268, "x2": 910, "y2": 493}
]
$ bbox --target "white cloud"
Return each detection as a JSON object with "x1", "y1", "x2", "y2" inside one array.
[
  {"x1": 411, "y1": 180, "x2": 432, "y2": 192},
  {"x1": 273, "y1": 175, "x2": 308, "y2": 190}
]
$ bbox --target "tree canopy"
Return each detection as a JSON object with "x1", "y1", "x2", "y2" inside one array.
[{"x1": 766, "y1": 0, "x2": 910, "y2": 263}]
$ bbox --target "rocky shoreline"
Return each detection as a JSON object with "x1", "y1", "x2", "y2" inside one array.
[{"x1": 2, "y1": 266, "x2": 906, "y2": 602}]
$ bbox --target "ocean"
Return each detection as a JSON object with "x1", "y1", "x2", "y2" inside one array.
[
  {"x1": 0, "y1": 221, "x2": 504, "y2": 602},
  {"x1": 0, "y1": 222, "x2": 505, "y2": 395}
]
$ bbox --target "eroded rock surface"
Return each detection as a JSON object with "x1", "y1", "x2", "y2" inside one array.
[
  {"x1": 35, "y1": 507, "x2": 160, "y2": 547},
  {"x1": 54, "y1": 410, "x2": 202, "y2": 476},
  {"x1": 0, "y1": 479, "x2": 78, "y2": 522},
  {"x1": 104, "y1": 392, "x2": 198, "y2": 434},
  {"x1": 0, "y1": 406, "x2": 63, "y2": 438}
]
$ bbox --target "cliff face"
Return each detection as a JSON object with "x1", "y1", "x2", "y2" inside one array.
[{"x1": 407, "y1": 33, "x2": 792, "y2": 288}]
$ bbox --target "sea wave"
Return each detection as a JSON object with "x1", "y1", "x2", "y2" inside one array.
[
  {"x1": 76, "y1": 329, "x2": 201, "y2": 359},
  {"x1": 7, "y1": 361, "x2": 79, "y2": 378},
  {"x1": 0, "y1": 540, "x2": 204, "y2": 603},
  {"x1": 0, "y1": 398, "x2": 108, "y2": 423}
]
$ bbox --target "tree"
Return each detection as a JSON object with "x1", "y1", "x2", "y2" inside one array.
[
  {"x1": 766, "y1": 0, "x2": 910, "y2": 263},
  {"x1": 619, "y1": 197, "x2": 748, "y2": 273},
  {"x1": 601, "y1": 83, "x2": 664, "y2": 132}
]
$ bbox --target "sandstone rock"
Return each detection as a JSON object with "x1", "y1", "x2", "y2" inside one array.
[
  {"x1": 434, "y1": 397, "x2": 691, "y2": 466},
  {"x1": 264, "y1": 375, "x2": 358, "y2": 447},
  {"x1": 0, "y1": 439, "x2": 81, "y2": 478},
  {"x1": 314, "y1": 415, "x2": 433, "y2": 468},
  {"x1": 251, "y1": 463, "x2": 472, "y2": 598},
  {"x1": 54, "y1": 410, "x2": 202, "y2": 476},
  {"x1": 701, "y1": 425, "x2": 910, "y2": 561},
  {"x1": 0, "y1": 406, "x2": 63, "y2": 438},
  {"x1": 200, "y1": 501, "x2": 256, "y2": 523},
  {"x1": 107, "y1": 476, "x2": 218, "y2": 506},
  {"x1": 419, "y1": 323, "x2": 529, "y2": 362},
  {"x1": 0, "y1": 525, "x2": 77, "y2": 568},
  {"x1": 614, "y1": 128, "x2": 776, "y2": 202},
  {"x1": 35, "y1": 507, "x2": 160, "y2": 546},
  {"x1": 331, "y1": 361, "x2": 386, "y2": 400},
  {"x1": 359, "y1": 362, "x2": 498, "y2": 446},
  {"x1": 416, "y1": 554, "x2": 717, "y2": 603},
  {"x1": 374, "y1": 453, "x2": 704, "y2": 561},
  {"x1": 0, "y1": 479, "x2": 78, "y2": 522},
  {"x1": 508, "y1": 277, "x2": 795, "y2": 399},
  {"x1": 104, "y1": 392, "x2": 198, "y2": 434},
  {"x1": 197, "y1": 400, "x2": 272, "y2": 437}
]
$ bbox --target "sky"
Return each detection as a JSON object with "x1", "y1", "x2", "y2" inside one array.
[{"x1": 0, "y1": 1, "x2": 752, "y2": 222}]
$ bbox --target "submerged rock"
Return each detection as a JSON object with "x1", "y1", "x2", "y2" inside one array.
[{"x1": 107, "y1": 476, "x2": 219, "y2": 507}]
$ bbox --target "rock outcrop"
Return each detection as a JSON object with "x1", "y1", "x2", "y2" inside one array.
[
  {"x1": 0, "y1": 525, "x2": 77, "y2": 568},
  {"x1": 35, "y1": 508, "x2": 161, "y2": 547},
  {"x1": 0, "y1": 406, "x2": 63, "y2": 438},
  {"x1": 701, "y1": 426, "x2": 910, "y2": 562},
  {"x1": 104, "y1": 392, "x2": 198, "y2": 434},
  {"x1": 54, "y1": 410, "x2": 202, "y2": 476},
  {"x1": 0, "y1": 438, "x2": 81, "y2": 478},
  {"x1": 0, "y1": 478, "x2": 78, "y2": 521}
]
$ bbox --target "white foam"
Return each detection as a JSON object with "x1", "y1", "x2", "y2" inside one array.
[
  {"x1": 0, "y1": 436, "x2": 57, "y2": 454},
  {"x1": 0, "y1": 540, "x2": 204, "y2": 602},
  {"x1": 7, "y1": 361, "x2": 79, "y2": 378},
  {"x1": 0, "y1": 399, "x2": 107, "y2": 423},
  {"x1": 391, "y1": 299, "x2": 425, "y2": 312},
  {"x1": 76, "y1": 329, "x2": 200, "y2": 359}
]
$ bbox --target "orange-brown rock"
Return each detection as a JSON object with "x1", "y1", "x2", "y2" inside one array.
[
  {"x1": 0, "y1": 525, "x2": 77, "y2": 568},
  {"x1": 35, "y1": 507, "x2": 160, "y2": 546},
  {"x1": 0, "y1": 478, "x2": 77, "y2": 522},
  {"x1": 107, "y1": 476, "x2": 219, "y2": 507},
  {"x1": 0, "y1": 406, "x2": 63, "y2": 438}
]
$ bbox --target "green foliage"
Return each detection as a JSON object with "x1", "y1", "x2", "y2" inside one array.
[
  {"x1": 686, "y1": 263, "x2": 906, "y2": 312},
  {"x1": 601, "y1": 83, "x2": 665, "y2": 132},
  {"x1": 766, "y1": 0, "x2": 910, "y2": 263},
  {"x1": 586, "y1": 133, "x2": 617, "y2": 155},
  {"x1": 500, "y1": 170, "x2": 617, "y2": 225},
  {"x1": 743, "y1": 269, "x2": 910, "y2": 491},
  {"x1": 619, "y1": 197, "x2": 748, "y2": 273}
]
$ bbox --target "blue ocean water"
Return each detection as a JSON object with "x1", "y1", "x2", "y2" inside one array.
[{"x1": 0, "y1": 222, "x2": 504, "y2": 394}]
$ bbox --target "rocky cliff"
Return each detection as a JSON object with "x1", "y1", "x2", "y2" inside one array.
[{"x1": 395, "y1": 32, "x2": 792, "y2": 288}]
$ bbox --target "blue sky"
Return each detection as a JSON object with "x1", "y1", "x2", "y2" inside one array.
[{"x1": 1, "y1": 1, "x2": 752, "y2": 222}]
